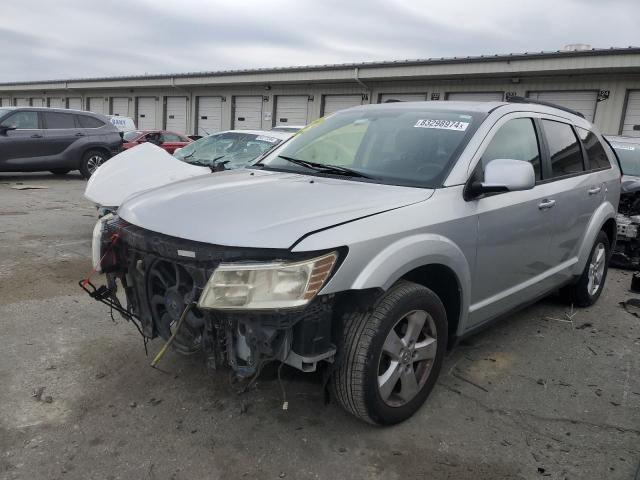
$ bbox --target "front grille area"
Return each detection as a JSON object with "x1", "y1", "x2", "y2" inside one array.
[{"x1": 103, "y1": 217, "x2": 336, "y2": 338}]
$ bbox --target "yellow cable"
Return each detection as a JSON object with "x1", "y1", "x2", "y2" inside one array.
[{"x1": 150, "y1": 302, "x2": 196, "y2": 368}]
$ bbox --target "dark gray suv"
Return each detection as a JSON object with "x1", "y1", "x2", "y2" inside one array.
[{"x1": 0, "y1": 107, "x2": 122, "y2": 178}]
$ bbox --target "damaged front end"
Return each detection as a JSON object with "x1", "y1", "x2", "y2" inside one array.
[
  {"x1": 83, "y1": 215, "x2": 341, "y2": 380},
  {"x1": 612, "y1": 177, "x2": 640, "y2": 268}
]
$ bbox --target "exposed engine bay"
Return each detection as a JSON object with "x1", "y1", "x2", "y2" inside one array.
[
  {"x1": 612, "y1": 177, "x2": 640, "y2": 268},
  {"x1": 83, "y1": 216, "x2": 339, "y2": 382}
]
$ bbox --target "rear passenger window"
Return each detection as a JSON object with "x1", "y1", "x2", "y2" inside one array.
[
  {"x1": 44, "y1": 112, "x2": 76, "y2": 129},
  {"x1": 481, "y1": 118, "x2": 541, "y2": 181},
  {"x1": 541, "y1": 120, "x2": 584, "y2": 177},
  {"x1": 577, "y1": 127, "x2": 611, "y2": 170},
  {"x1": 77, "y1": 115, "x2": 104, "y2": 128}
]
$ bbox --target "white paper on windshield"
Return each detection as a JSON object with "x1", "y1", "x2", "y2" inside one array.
[
  {"x1": 414, "y1": 119, "x2": 469, "y2": 131},
  {"x1": 256, "y1": 135, "x2": 279, "y2": 143}
]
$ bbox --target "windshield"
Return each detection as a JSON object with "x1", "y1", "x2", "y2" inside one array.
[
  {"x1": 255, "y1": 107, "x2": 484, "y2": 188},
  {"x1": 123, "y1": 131, "x2": 142, "y2": 141},
  {"x1": 613, "y1": 143, "x2": 640, "y2": 176},
  {"x1": 174, "y1": 132, "x2": 282, "y2": 166}
]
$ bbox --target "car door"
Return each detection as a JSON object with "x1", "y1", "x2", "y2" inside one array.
[
  {"x1": 468, "y1": 115, "x2": 555, "y2": 326},
  {"x1": 0, "y1": 110, "x2": 45, "y2": 170},
  {"x1": 535, "y1": 118, "x2": 596, "y2": 283},
  {"x1": 42, "y1": 111, "x2": 85, "y2": 162}
]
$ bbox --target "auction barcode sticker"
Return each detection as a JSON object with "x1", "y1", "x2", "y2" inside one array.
[
  {"x1": 256, "y1": 136, "x2": 279, "y2": 143},
  {"x1": 414, "y1": 119, "x2": 469, "y2": 131}
]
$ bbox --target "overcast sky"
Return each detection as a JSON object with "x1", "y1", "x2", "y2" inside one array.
[{"x1": 1, "y1": 0, "x2": 638, "y2": 83}]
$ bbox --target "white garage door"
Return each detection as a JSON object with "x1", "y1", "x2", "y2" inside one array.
[
  {"x1": 111, "y1": 97, "x2": 130, "y2": 117},
  {"x1": 197, "y1": 96, "x2": 223, "y2": 135},
  {"x1": 137, "y1": 97, "x2": 157, "y2": 130},
  {"x1": 0, "y1": 97, "x2": 11, "y2": 107},
  {"x1": 275, "y1": 95, "x2": 309, "y2": 126},
  {"x1": 621, "y1": 90, "x2": 640, "y2": 137},
  {"x1": 446, "y1": 92, "x2": 504, "y2": 102},
  {"x1": 48, "y1": 98, "x2": 64, "y2": 108},
  {"x1": 67, "y1": 97, "x2": 82, "y2": 110},
  {"x1": 14, "y1": 98, "x2": 29, "y2": 106},
  {"x1": 528, "y1": 91, "x2": 598, "y2": 122},
  {"x1": 88, "y1": 97, "x2": 106, "y2": 114},
  {"x1": 323, "y1": 95, "x2": 363, "y2": 115},
  {"x1": 380, "y1": 93, "x2": 427, "y2": 103},
  {"x1": 31, "y1": 98, "x2": 45, "y2": 107},
  {"x1": 233, "y1": 96, "x2": 263, "y2": 130},
  {"x1": 165, "y1": 97, "x2": 188, "y2": 133}
]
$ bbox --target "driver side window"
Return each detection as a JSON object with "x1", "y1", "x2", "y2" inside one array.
[
  {"x1": 1, "y1": 111, "x2": 38, "y2": 129},
  {"x1": 481, "y1": 118, "x2": 541, "y2": 181}
]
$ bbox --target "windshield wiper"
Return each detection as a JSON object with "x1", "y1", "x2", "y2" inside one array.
[
  {"x1": 277, "y1": 155, "x2": 374, "y2": 179},
  {"x1": 186, "y1": 155, "x2": 226, "y2": 172}
]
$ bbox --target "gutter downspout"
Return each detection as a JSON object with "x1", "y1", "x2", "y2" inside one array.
[{"x1": 354, "y1": 67, "x2": 370, "y2": 98}]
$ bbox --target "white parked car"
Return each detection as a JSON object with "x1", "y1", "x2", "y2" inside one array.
[
  {"x1": 107, "y1": 115, "x2": 137, "y2": 132},
  {"x1": 85, "y1": 129, "x2": 293, "y2": 211}
]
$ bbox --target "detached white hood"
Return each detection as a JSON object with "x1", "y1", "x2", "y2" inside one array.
[
  {"x1": 84, "y1": 143, "x2": 210, "y2": 207},
  {"x1": 118, "y1": 169, "x2": 432, "y2": 249}
]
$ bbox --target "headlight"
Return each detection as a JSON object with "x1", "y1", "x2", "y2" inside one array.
[
  {"x1": 198, "y1": 252, "x2": 338, "y2": 310},
  {"x1": 91, "y1": 213, "x2": 113, "y2": 273}
]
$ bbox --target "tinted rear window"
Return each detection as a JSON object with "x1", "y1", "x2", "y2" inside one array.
[
  {"x1": 577, "y1": 128, "x2": 610, "y2": 170},
  {"x1": 44, "y1": 112, "x2": 76, "y2": 129},
  {"x1": 77, "y1": 115, "x2": 105, "y2": 128},
  {"x1": 542, "y1": 120, "x2": 584, "y2": 178}
]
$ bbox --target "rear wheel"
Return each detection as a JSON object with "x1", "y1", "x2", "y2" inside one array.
[
  {"x1": 50, "y1": 169, "x2": 70, "y2": 175},
  {"x1": 331, "y1": 281, "x2": 447, "y2": 425},
  {"x1": 79, "y1": 150, "x2": 108, "y2": 178},
  {"x1": 562, "y1": 230, "x2": 610, "y2": 307}
]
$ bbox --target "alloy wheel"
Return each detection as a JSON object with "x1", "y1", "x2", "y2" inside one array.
[
  {"x1": 377, "y1": 309, "x2": 437, "y2": 407},
  {"x1": 587, "y1": 242, "x2": 606, "y2": 296},
  {"x1": 86, "y1": 154, "x2": 105, "y2": 174}
]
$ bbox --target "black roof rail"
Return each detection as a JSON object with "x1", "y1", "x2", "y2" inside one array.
[{"x1": 506, "y1": 95, "x2": 585, "y2": 119}]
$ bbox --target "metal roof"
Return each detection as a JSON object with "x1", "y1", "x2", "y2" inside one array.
[{"x1": 1, "y1": 46, "x2": 639, "y2": 87}]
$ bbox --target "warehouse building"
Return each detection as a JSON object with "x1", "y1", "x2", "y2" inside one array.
[{"x1": 1, "y1": 46, "x2": 639, "y2": 136}]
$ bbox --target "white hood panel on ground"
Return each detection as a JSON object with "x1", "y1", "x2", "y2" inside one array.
[
  {"x1": 118, "y1": 169, "x2": 432, "y2": 249},
  {"x1": 84, "y1": 143, "x2": 210, "y2": 207}
]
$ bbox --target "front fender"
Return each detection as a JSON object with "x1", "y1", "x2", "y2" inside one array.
[
  {"x1": 320, "y1": 234, "x2": 472, "y2": 333},
  {"x1": 574, "y1": 201, "x2": 616, "y2": 274}
]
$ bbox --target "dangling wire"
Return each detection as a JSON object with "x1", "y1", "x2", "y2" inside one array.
[{"x1": 277, "y1": 362, "x2": 288, "y2": 411}]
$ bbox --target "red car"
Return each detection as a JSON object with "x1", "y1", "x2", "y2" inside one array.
[{"x1": 122, "y1": 130, "x2": 192, "y2": 154}]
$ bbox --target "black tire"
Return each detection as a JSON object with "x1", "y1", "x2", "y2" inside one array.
[
  {"x1": 79, "y1": 150, "x2": 108, "y2": 179},
  {"x1": 50, "y1": 169, "x2": 70, "y2": 175},
  {"x1": 331, "y1": 281, "x2": 447, "y2": 425},
  {"x1": 562, "y1": 230, "x2": 610, "y2": 307}
]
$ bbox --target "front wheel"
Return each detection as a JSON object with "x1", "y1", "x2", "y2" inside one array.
[
  {"x1": 79, "y1": 150, "x2": 108, "y2": 179},
  {"x1": 331, "y1": 281, "x2": 447, "y2": 425},
  {"x1": 562, "y1": 230, "x2": 610, "y2": 307}
]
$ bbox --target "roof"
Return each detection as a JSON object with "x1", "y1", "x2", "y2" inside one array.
[
  {"x1": 607, "y1": 135, "x2": 640, "y2": 144},
  {"x1": 0, "y1": 46, "x2": 638, "y2": 87},
  {"x1": 217, "y1": 129, "x2": 294, "y2": 140}
]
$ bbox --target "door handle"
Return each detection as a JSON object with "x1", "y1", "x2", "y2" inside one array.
[
  {"x1": 75, "y1": 132, "x2": 85, "y2": 137},
  {"x1": 538, "y1": 199, "x2": 556, "y2": 210},
  {"x1": 588, "y1": 186, "x2": 602, "y2": 195},
  {"x1": 30, "y1": 134, "x2": 43, "y2": 138}
]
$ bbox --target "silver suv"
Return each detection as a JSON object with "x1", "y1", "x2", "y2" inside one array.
[{"x1": 87, "y1": 99, "x2": 620, "y2": 425}]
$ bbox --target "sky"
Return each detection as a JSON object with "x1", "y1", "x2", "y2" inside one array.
[{"x1": 0, "y1": 0, "x2": 638, "y2": 83}]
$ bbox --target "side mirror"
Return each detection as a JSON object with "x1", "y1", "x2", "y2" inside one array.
[
  {"x1": 0, "y1": 125, "x2": 17, "y2": 135},
  {"x1": 467, "y1": 159, "x2": 535, "y2": 198}
]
